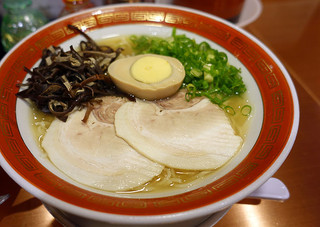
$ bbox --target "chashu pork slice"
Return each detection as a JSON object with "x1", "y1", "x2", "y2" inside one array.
[
  {"x1": 42, "y1": 97, "x2": 164, "y2": 192},
  {"x1": 115, "y1": 98, "x2": 243, "y2": 170}
]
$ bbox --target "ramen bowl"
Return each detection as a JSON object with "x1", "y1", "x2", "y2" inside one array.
[{"x1": 0, "y1": 4, "x2": 299, "y2": 227}]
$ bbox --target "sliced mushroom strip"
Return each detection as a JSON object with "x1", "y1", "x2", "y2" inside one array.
[{"x1": 16, "y1": 24, "x2": 128, "y2": 121}]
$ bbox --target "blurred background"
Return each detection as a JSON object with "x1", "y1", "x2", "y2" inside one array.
[
  {"x1": 1, "y1": 0, "x2": 319, "y2": 226},
  {"x1": 0, "y1": 0, "x2": 250, "y2": 54}
]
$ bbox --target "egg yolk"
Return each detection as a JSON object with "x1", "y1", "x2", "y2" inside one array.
[{"x1": 131, "y1": 56, "x2": 172, "y2": 84}]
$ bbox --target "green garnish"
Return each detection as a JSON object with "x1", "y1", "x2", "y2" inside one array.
[
  {"x1": 241, "y1": 105, "x2": 252, "y2": 116},
  {"x1": 130, "y1": 28, "x2": 247, "y2": 107},
  {"x1": 224, "y1": 106, "x2": 236, "y2": 116}
]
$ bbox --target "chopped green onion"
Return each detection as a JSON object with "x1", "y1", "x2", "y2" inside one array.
[
  {"x1": 203, "y1": 64, "x2": 212, "y2": 71},
  {"x1": 224, "y1": 106, "x2": 236, "y2": 116},
  {"x1": 241, "y1": 105, "x2": 252, "y2": 116},
  {"x1": 204, "y1": 72, "x2": 213, "y2": 83},
  {"x1": 130, "y1": 29, "x2": 247, "y2": 106},
  {"x1": 190, "y1": 68, "x2": 203, "y2": 77}
]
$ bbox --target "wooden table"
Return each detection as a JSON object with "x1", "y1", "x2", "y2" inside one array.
[{"x1": 1, "y1": 0, "x2": 319, "y2": 226}]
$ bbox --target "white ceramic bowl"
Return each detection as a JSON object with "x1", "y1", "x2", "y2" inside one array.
[{"x1": 0, "y1": 4, "x2": 299, "y2": 226}]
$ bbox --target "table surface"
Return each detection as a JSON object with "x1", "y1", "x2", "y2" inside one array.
[{"x1": 1, "y1": 0, "x2": 320, "y2": 226}]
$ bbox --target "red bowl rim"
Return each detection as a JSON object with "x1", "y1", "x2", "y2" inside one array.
[{"x1": 0, "y1": 3, "x2": 299, "y2": 224}]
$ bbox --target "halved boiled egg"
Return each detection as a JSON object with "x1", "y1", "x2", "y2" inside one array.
[{"x1": 108, "y1": 54, "x2": 185, "y2": 100}]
